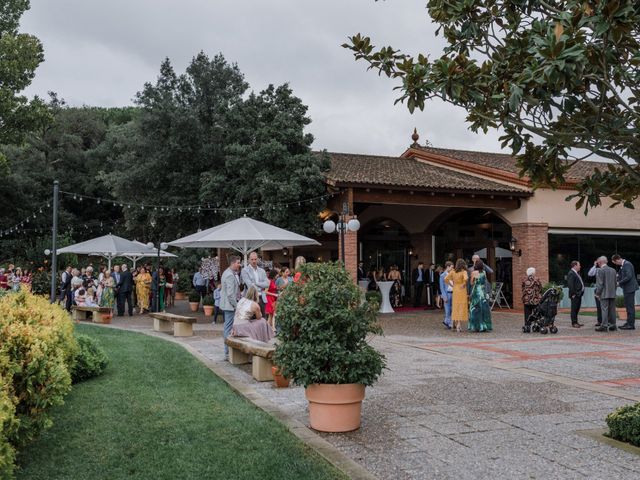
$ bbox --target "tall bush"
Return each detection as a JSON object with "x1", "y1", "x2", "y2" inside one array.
[
  {"x1": 273, "y1": 262, "x2": 385, "y2": 388},
  {"x1": 0, "y1": 290, "x2": 78, "y2": 450},
  {"x1": 71, "y1": 335, "x2": 109, "y2": 384},
  {"x1": 606, "y1": 402, "x2": 640, "y2": 447},
  {"x1": 0, "y1": 357, "x2": 16, "y2": 480}
]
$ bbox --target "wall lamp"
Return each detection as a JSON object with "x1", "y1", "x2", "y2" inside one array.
[{"x1": 509, "y1": 237, "x2": 522, "y2": 257}]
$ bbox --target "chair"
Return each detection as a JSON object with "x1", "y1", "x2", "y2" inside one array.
[{"x1": 489, "y1": 282, "x2": 511, "y2": 310}]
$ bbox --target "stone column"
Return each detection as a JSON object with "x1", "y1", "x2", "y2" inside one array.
[
  {"x1": 511, "y1": 223, "x2": 549, "y2": 309},
  {"x1": 339, "y1": 216, "x2": 358, "y2": 281}
]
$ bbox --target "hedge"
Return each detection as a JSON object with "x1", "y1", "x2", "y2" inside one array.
[
  {"x1": 0, "y1": 290, "x2": 78, "y2": 478},
  {"x1": 72, "y1": 334, "x2": 109, "y2": 384},
  {"x1": 606, "y1": 402, "x2": 640, "y2": 447}
]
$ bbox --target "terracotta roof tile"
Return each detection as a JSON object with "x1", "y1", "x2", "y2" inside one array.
[
  {"x1": 325, "y1": 152, "x2": 529, "y2": 194},
  {"x1": 418, "y1": 146, "x2": 611, "y2": 181}
]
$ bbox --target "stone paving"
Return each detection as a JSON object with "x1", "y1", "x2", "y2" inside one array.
[{"x1": 107, "y1": 303, "x2": 640, "y2": 479}]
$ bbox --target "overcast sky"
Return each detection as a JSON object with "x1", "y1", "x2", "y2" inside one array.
[{"x1": 22, "y1": 0, "x2": 504, "y2": 156}]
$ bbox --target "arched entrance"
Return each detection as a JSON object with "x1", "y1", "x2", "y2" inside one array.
[
  {"x1": 430, "y1": 209, "x2": 513, "y2": 303},
  {"x1": 360, "y1": 218, "x2": 411, "y2": 284}
]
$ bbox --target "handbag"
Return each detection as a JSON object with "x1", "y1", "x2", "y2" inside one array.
[{"x1": 165, "y1": 283, "x2": 173, "y2": 289}]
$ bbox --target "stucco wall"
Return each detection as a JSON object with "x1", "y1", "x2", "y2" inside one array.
[{"x1": 502, "y1": 188, "x2": 640, "y2": 229}]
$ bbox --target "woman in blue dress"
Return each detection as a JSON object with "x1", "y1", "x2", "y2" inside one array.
[{"x1": 468, "y1": 260, "x2": 492, "y2": 332}]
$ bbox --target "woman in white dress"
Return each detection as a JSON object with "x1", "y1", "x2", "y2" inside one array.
[{"x1": 231, "y1": 286, "x2": 275, "y2": 343}]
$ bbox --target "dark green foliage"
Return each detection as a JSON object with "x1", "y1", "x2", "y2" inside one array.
[
  {"x1": 364, "y1": 290, "x2": 382, "y2": 309},
  {"x1": 15, "y1": 325, "x2": 346, "y2": 480},
  {"x1": 606, "y1": 402, "x2": 640, "y2": 447},
  {"x1": 202, "y1": 294, "x2": 214, "y2": 306},
  {"x1": 71, "y1": 335, "x2": 109, "y2": 384},
  {"x1": 345, "y1": 1, "x2": 640, "y2": 211},
  {"x1": 273, "y1": 262, "x2": 386, "y2": 388},
  {"x1": 176, "y1": 272, "x2": 191, "y2": 293},
  {"x1": 188, "y1": 290, "x2": 201, "y2": 303},
  {"x1": 615, "y1": 295, "x2": 625, "y2": 308},
  {"x1": 542, "y1": 282, "x2": 564, "y2": 301},
  {"x1": 29, "y1": 270, "x2": 49, "y2": 296}
]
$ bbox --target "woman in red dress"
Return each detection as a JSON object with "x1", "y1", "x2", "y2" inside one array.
[{"x1": 264, "y1": 269, "x2": 280, "y2": 329}]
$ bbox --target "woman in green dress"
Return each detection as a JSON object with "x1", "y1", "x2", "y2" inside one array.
[
  {"x1": 99, "y1": 270, "x2": 116, "y2": 313},
  {"x1": 469, "y1": 260, "x2": 492, "y2": 332},
  {"x1": 158, "y1": 267, "x2": 167, "y2": 312}
]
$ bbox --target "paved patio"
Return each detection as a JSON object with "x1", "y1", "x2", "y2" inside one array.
[{"x1": 108, "y1": 303, "x2": 640, "y2": 479}]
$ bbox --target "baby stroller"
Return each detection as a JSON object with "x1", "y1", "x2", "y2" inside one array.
[{"x1": 522, "y1": 288, "x2": 560, "y2": 334}]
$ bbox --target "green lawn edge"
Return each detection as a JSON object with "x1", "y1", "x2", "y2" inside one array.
[{"x1": 15, "y1": 324, "x2": 347, "y2": 480}]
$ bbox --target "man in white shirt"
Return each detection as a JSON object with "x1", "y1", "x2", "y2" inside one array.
[{"x1": 241, "y1": 252, "x2": 270, "y2": 314}]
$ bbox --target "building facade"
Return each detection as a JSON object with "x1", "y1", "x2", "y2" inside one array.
[{"x1": 309, "y1": 137, "x2": 640, "y2": 309}]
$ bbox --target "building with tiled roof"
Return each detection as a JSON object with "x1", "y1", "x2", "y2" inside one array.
[{"x1": 278, "y1": 132, "x2": 639, "y2": 310}]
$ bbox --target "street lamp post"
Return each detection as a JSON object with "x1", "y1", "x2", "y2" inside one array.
[
  {"x1": 322, "y1": 202, "x2": 360, "y2": 266},
  {"x1": 147, "y1": 241, "x2": 168, "y2": 312}
]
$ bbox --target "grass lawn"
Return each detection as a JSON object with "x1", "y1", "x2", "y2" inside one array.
[{"x1": 16, "y1": 324, "x2": 346, "y2": 480}]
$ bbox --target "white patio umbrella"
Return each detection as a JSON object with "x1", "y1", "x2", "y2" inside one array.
[
  {"x1": 121, "y1": 240, "x2": 177, "y2": 268},
  {"x1": 56, "y1": 234, "x2": 157, "y2": 269},
  {"x1": 169, "y1": 216, "x2": 320, "y2": 264},
  {"x1": 474, "y1": 247, "x2": 513, "y2": 259}
]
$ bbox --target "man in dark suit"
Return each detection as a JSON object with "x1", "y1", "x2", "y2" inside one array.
[
  {"x1": 412, "y1": 262, "x2": 425, "y2": 307},
  {"x1": 595, "y1": 256, "x2": 618, "y2": 332},
  {"x1": 613, "y1": 254, "x2": 639, "y2": 330},
  {"x1": 357, "y1": 262, "x2": 367, "y2": 281},
  {"x1": 425, "y1": 263, "x2": 437, "y2": 308},
  {"x1": 116, "y1": 263, "x2": 134, "y2": 316},
  {"x1": 567, "y1": 260, "x2": 584, "y2": 328}
]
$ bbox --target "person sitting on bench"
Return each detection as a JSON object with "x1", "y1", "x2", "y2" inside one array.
[{"x1": 231, "y1": 286, "x2": 274, "y2": 343}]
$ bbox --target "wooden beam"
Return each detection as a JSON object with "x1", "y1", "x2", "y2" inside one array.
[{"x1": 353, "y1": 189, "x2": 519, "y2": 210}]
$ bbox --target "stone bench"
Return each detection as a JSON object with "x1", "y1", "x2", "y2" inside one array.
[
  {"x1": 150, "y1": 312, "x2": 197, "y2": 337},
  {"x1": 224, "y1": 337, "x2": 276, "y2": 382},
  {"x1": 71, "y1": 306, "x2": 112, "y2": 323}
]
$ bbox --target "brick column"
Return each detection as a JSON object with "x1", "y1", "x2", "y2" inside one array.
[
  {"x1": 511, "y1": 223, "x2": 549, "y2": 309},
  {"x1": 339, "y1": 216, "x2": 358, "y2": 282}
]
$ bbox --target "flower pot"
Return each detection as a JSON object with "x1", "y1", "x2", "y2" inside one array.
[
  {"x1": 101, "y1": 313, "x2": 112, "y2": 324},
  {"x1": 271, "y1": 366, "x2": 290, "y2": 388},
  {"x1": 175, "y1": 292, "x2": 186, "y2": 301},
  {"x1": 203, "y1": 305, "x2": 214, "y2": 316},
  {"x1": 189, "y1": 302, "x2": 199, "y2": 312},
  {"x1": 616, "y1": 307, "x2": 627, "y2": 321},
  {"x1": 305, "y1": 383, "x2": 365, "y2": 432}
]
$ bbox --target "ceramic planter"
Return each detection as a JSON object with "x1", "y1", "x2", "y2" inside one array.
[
  {"x1": 305, "y1": 383, "x2": 365, "y2": 432},
  {"x1": 271, "y1": 366, "x2": 290, "y2": 388},
  {"x1": 203, "y1": 305, "x2": 214, "y2": 316},
  {"x1": 188, "y1": 302, "x2": 199, "y2": 312},
  {"x1": 175, "y1": 292, "x2": 186, "y2": 301}
]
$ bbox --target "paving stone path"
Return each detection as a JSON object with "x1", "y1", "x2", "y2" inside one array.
[{"x1": 108, "y1": 303, "x2": 640, "y2": 479}]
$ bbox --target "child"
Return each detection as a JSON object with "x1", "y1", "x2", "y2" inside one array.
[
  {"x1": 265, "y1": 269, "x2": 280, "y2": 329},
  {"x1": 85, "y1": 287, "x2": 98, "y2": 307},
  {"x1": 74, "y1": 288, "x2": 87, "y2": 307},
  {"x1": 213, "y1": 281, "x2": 221, "y2": 324}
]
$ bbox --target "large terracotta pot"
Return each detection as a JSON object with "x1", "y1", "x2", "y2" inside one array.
[
  {"x1": 101, "y1": 313, "x2": 112, "y2": 324},
  {"x1": 305, "y1": 383, "x2": 365, "y2": 432},
  {"x1": 189, "y1": 302, "x2": 199, "y2": 312},
  {"x1": 616, "y1": 308, "x2": 627, "y2": 321},
  {"x1": 175, "y1": 292, "x2": 186, "y2": 301},
  {"x1": 272, "y1": 366, "x2": 290, "y2": 388},
  {"x1": 203, "y1": 305, "x2": 214, "y2": 316}
]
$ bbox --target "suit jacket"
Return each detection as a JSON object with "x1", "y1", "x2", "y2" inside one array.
[
  {"x1": 618, "y1": 261, "x2": 639, "y2": 294},
  {"x1": 426, "y1": 268, "x2": 437, "y2": 285},
  {"x1": 241, "y1": 265, "x2": 270, "y2": 293},
  {"x1": 567, "y1": 269, "x2": 584, "y2": 298},
  {"x1": 117, "y1": 270, "x2": 133, "y2": 293},
  {"x1": 595, "y1": 265, "x2": 617, "y2": 299},
  {"x1": 412, "y1": 268, "x2": 425, "y2": 284},
  {"x1": 220, "y1": 268, "x2": 239, "y2": 311},
  {"x1": 357, "y1": 267, "x2": 366, "y2": 281}
]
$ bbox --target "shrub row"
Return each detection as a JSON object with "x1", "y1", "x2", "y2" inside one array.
[
  {"x1": 606, "y1": 402, "x2": 640, "y2": 447},
  {"x1": 0, "y1": 290, "x2": 107, "y2": 478}
]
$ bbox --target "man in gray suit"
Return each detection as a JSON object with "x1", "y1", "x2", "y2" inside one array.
[
  {"x1": 613, "y1": 254, "x2": 639, "y2": 330},
  {"x1": 220, "y1": 255, "x2": 242, "y2": 357},
  {"x1": 595, "y1": 256, "x2": 618, "y2": 332},
  {"x1": 241, "y1": 251, "x2": 270, "y2": 314}
]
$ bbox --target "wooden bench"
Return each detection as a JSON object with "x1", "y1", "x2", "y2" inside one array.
[
  {"x1": 71, "y1": 306, "x2": 112, "y2": 323},
  {"x1": 224, "y1": 337, "x2": 276, "y2": 382},
  {"x1": 150, "y1": 312, "x2": 197, "y2": 337}
]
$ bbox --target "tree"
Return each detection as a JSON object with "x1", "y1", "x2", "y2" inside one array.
[
  {"x1": 200, "y1": 84, "x2": 330, "y2": 235},
  {"x1": 344, "y1": 1, "x2": 640, "y2": 212},
  {"x1": 0, "y1": 0, "x2": 49, "y2": 152}
]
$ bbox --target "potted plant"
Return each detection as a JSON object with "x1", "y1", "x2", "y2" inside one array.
[
  {"x1": 271, "y1": 365, "x2": 290, "y2": 388},
  {"x1": 202, "y1": 294, "x2": 215, "y2": 316},
  {"x1": 188, "y1": 290, "x2": 201, "y2": 312},
  {"x1": 175, "y1": 273, "x2": 190, "y2": 301},
  {"x1": 273, "y1": 262, "x2": 385, "y2": 432},
  {"x1": 616, "y1": 295, "x2": 627, "y2": 321}
]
